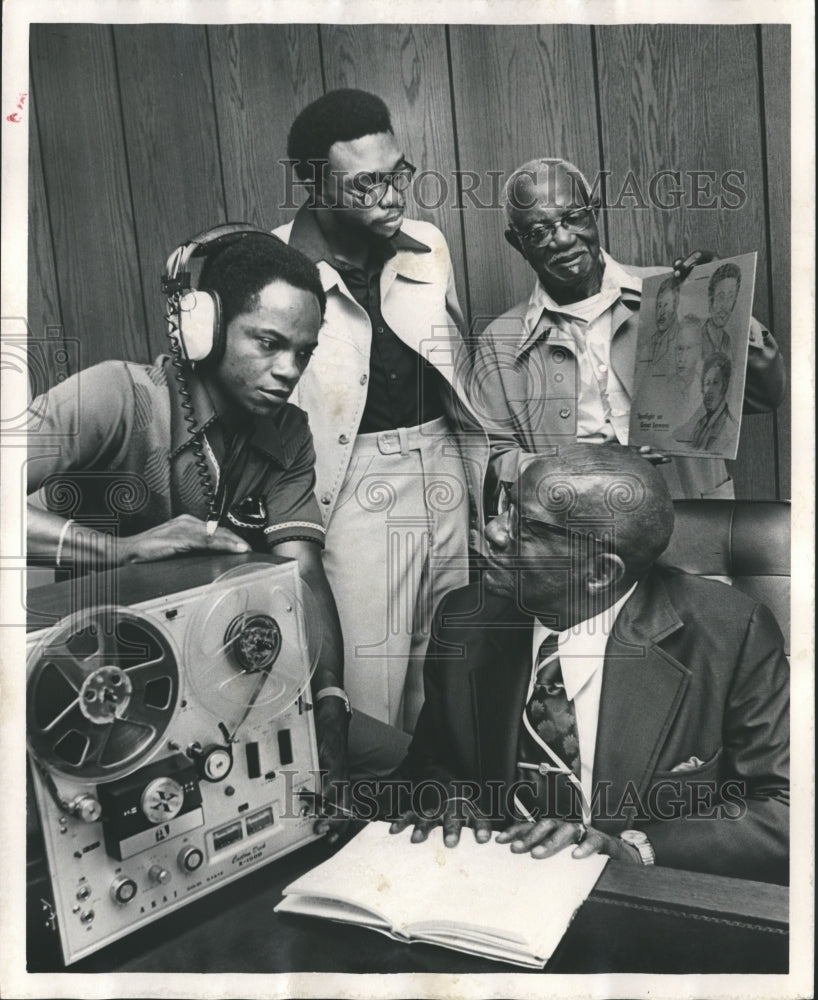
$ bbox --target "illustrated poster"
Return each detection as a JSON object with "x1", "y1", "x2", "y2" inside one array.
[{"x1": 629, "y1": 252, "x2": 757, "y2": 459}]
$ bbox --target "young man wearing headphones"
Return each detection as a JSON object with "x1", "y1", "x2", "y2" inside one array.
[
  {"x1": 276, "y1": 89, "x2": 487, "y2": 779},
  {"x1": 26, "y1": 228, "x2": 349, "y2": 839}
]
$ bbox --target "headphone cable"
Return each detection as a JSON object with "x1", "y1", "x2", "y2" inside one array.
[{"x1": 166, "y1": 294, "x2": 219, "y2": 532}]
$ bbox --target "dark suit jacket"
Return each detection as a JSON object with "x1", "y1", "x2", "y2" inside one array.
[{"x1": 402, "y1": 568, "x2": 789, "y2": 884}]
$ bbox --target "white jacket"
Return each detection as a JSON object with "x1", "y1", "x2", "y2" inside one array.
[{"x1": 274, "y1": 217, "x2": 488, "y2": 536}]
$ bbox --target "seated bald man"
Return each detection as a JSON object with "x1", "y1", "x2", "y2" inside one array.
[{"x1": 391, "y1": 445, "x2": 789, "y2": 884}]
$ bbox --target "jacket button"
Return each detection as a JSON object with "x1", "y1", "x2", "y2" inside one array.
[
  {"x1": 320, "y1": 493, "x2": 332, "y2": 505},
  {"x1": 339, "y1": 434, "x2": 349, "y2": 445},
  {"x1": 360, "y1": 374, "x2": 368, "y2": 385},
  {"x1": 554, "y1": 372, "x2": 564, "y2": 383},
  {"x1": 559, "y1": 407, "x2": 571, "y2": 419},
  {"x1": 552, "y1": 349, "x2": 566, "y2": 363}
]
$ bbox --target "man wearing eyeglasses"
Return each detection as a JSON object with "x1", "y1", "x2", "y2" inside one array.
[
  {"x1": 275, "y1": 89, "x2": 484, "y2": 777},
  {"x1": 391, "y1": 444, "x2": 789, "y2": 884},
  {"x1": 475, "y1": 158, "x2": 785, "y2": 502}
]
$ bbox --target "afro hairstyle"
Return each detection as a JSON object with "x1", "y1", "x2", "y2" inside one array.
[
  {"x1": 198, "y1": 233, "x2": 326, "y2": 330},
  {"x1": 287, "y1": 88, "x2": 393, "y2": 183}
]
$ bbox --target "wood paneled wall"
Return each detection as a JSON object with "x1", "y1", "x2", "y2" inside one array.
[{"x1": 28, "y1": 22, "x2": 790, "y2": 498}]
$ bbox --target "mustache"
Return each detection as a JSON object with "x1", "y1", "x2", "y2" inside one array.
[{"x1": 548, "y1": 249, "x2": 585, "y2": 265}]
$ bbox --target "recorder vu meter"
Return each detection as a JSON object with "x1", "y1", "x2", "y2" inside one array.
[{"x1": 26, "y1": 555, "x2": 323, "y2": 965}]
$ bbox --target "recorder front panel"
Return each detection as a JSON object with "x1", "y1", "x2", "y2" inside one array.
[{"x1": 26, "y1": 558, "x2": 322, "y2": 965}]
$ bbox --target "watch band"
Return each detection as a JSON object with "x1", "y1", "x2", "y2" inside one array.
[
  {"x1": 620, "y1": 829, "x2": 656, "y2": 865},
  {"x1": 315, "y1": 686, "x2": 352, "y2": 715}
]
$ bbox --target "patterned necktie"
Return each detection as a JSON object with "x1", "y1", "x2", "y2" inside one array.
[
  {"x1": 515, "y1": 633, "x2": 584, "y2": 821},
  {"x1": 523, "y1": 634, "x2": 581, "y2": 779}
]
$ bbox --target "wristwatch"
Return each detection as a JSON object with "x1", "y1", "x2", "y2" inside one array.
[
  {"x1": 315, "y1": 686, "x2": 352, "y2": 717},
  {"x1": 620, "y1": 829, "x2": 655, "y2": 865}
]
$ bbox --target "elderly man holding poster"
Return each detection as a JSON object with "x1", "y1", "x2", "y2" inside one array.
[{"x1": 473, "y1": 158, "x2": 786, "y2": 502}]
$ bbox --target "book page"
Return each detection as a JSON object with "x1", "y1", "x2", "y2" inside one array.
[
  {"x1": 275, "y1": 894, "x2": 391, "y2": 930},
  {"x1": 277, "y1": 821, "x2": 607, "y2": 962}
]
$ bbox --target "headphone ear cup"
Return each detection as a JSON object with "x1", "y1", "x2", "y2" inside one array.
[
  {"x1": 172, "y1": 290, "x2": 222, "y2": 363},
  {"x1": 208, "y1": 290, "x2": 225, "y2": 363}
]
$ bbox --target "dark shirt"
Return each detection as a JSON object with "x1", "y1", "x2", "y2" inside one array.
[
  {"x1": 27, "y1": 357, "x2": 326, "y2": 553},
  {"x1": 289, "y1": 205, "x2": 447, "y2": 432}
]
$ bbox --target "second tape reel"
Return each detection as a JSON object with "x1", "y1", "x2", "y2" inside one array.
[{"x1": 184, "y1": 562, "x2": 322, "y2": 732}]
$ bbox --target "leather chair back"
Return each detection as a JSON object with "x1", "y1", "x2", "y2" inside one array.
[{"x1": 659, "y1": 501, "x2": 790, "y2": 653}]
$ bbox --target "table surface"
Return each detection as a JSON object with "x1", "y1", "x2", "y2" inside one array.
[{"x1": 28, "y1": 830, "x2": 788, "y2": 976}]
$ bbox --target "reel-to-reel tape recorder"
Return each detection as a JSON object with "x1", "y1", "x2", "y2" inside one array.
[{"x1": 26, "y1": 555, "x2": 323, "y2": 966}]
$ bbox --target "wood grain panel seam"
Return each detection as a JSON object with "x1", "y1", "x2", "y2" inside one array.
[
  {"x1": 589, "y1": 25, "x2": 610, "y2": 251},
  {"x1": 444, "y1": 24, "x2": 473, "y2": 330},
  {"x1": 205, "y1": 26, "x2": 230, "y2": 223},
  {"x1": 28, "y1": 72, "x2": 66, "y2": 345},
  {"x1": 316, "y1": 24, "x2": 329, "y2": 94},
  {"x1": 109, "y1": 25, "x2": 152, "y2": 362}
]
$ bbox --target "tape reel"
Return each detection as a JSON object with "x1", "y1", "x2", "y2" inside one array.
[
  {"x1": 183, "y1": 563, "x2": 322, "y2": 726},
  {"x1": 27, "y1": 607, "x2": 180, "y2": 782}
]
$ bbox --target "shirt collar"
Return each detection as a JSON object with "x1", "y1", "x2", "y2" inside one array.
[
  {"x1": 535, "y1": 580, "x2": 638, "y2": 701},
  {"x1": 519, "y1": 250, "x2": 642, "y2": 357},
  {"x1": 288, "y1": 203, "x2": 431, "y2": 274},
  {"x1": 163, "y1": 356, "x2": 290, "y2": 466},
  {"x1": 702, "y1": 319, "x2": 730, "y2": 353},
  {"x1": 699, "y1": 399, "x2": 729, "y2": 429}
]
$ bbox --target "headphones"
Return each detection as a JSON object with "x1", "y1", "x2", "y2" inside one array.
[{"x1": 161, "y1": 223, "x2": 277, "y2": 364}]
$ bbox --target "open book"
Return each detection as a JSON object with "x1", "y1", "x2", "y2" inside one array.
[{"x1": 275, "y1": 821, "x2": 607, "y2": 968}]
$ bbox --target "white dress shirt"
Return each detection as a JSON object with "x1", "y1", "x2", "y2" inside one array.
[
  {"x1": 524, "y1": 251, "x2": 641, "y2": 444},
  {"x1": 528, "y1": 582, "x2": 638, "y2": 811}
]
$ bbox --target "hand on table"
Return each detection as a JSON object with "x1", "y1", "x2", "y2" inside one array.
[
  {"x1": 117, "y1": 514, "x2": 251, "y2": 564},
  {"x1": 496, "y1": 818, "x2": 641, "y2": 862},
  {"x1": 389, "y1": 786, "x2": 492, "y2": 848}
]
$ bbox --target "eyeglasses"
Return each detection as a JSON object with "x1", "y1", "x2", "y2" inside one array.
[
  {"x1": 349, "y1": 161, "x2": 417, "y2": 208},
  {"x1": 497, "y1": 482, "x2": 605, "y2": 549},
  {"x1": 509, "y1": 205, "x2": 597, "y2": 250},
  {"x1": 497, "y1": 483, "x2": 576, "y2": 545}
]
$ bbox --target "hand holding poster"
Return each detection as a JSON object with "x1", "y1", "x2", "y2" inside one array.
[{"x1": 629, "y1": 252, "x2": 757, "y2": 460}]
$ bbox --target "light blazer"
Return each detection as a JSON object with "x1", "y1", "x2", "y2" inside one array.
[
  {"x1": 274, "y1": 217, "x2": 488, "y2": 536},
  {"x1": 402, "y1": 568, "x2": 789, "y2": 884}
]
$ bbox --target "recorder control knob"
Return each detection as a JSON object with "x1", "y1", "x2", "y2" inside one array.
[
  {"x1": 189, "y1": 743, "x2": 233, "y2": 782},
  {"x1": 69, "y1": 794, "x2": 102, "y2": 823},
  {"x1": 148, "y1": 864, "x2": 171, "y2": 886},
  {"x1": 110, "y1": 876, "x2": 138, "y2": 905},
  {"x1": 178, "y1": 845, "x2": 205, "y2": 873}
]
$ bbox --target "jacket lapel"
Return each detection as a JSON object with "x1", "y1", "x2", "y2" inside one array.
[
  {"x1": 470, "y1": 609, "x2": 532, "y2": 787},
  {"x1": 609, "y1": 293, "x2": 641, "y2": 396},
  {"x1": 592, "y1": 571, "x2": 689, "y2": 831}
]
